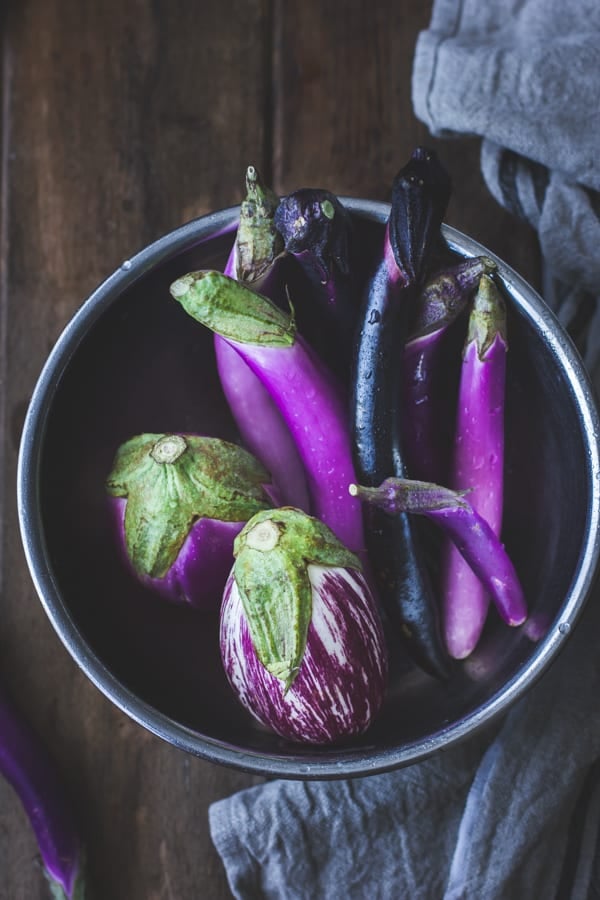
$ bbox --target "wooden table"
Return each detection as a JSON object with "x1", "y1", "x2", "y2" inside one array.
[{"x1": 0, "y1": 2, "x2": 539, "y2": 897}]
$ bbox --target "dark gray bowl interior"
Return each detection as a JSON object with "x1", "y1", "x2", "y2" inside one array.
[{"x1": 18, "y1": 201, "x2": 600, "y2": 778}]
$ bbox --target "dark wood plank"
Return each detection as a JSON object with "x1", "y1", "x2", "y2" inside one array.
[
  {"x1": 0, "y1": 2, "x2": 269, "y2": 898},
  {"x1": 273, "y1": 0, "x2": 539, "y2": 286}
]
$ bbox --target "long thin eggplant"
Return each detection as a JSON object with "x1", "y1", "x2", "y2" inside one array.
[
  {"x1": 274, "y1": 188, "x2": 356, "y2": 379},
  {"x1": 0, "y1": 683, "x2": 87, "y2": 898},
  {"x1": 350, "y1": 147, "x2": 452, "y2": 678},
  {"x1": 350, "y1": 478, "x2": 527, "y2": 628},
  {"x1": 402, "y1": 256, "x2": 496, "y2": 483},
  {"x1": 170, "y1": 271, "x2": 365, "y2": 556},
  {"x1": 440, "y1": 274, "x2": 509, "y2": 658},
  {"x1": 212, "y1": 167, "x2": 309, "y2": 512}
]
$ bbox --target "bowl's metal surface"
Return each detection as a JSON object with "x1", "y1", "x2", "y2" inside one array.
[{"x1": 17, "y1": 200, "x2": 600, "y2": 778}]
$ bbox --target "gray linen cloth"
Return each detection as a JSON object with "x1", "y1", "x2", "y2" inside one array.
[{"x1": 209, "y1": 2, "x2": 600, "y2": 896}]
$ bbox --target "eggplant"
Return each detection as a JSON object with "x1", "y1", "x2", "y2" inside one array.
[
  {"x1": 350, "y1": 478, "x2": 527, "y2": 628},
  {"x1": 350, "y1": 147, "x2": 452, "y2": 678},
  {"x1": 170, "y1": 272, "x2": 365, "y2": 557},
  {"x1": 106, "y1": 433, "x2": 272, "y2": 610},
  {"x1": 214, "y1": 166, "x2": 310, "y2": 511},
  {"x1": 402, "y1": 256, "x2": 497, "y2": 483},
  {"x1": 440, "y1": 274, "x2": 509, "y2": 658},
  {"x1": 0, "y1": 683, "x2": 87, "y2": 898},
  {"x1": 220, "y1": 507, "x2": 388, "y2": 744},
  {"x1": 274, "y1": 188, "x2": 356, "y2": 379}
]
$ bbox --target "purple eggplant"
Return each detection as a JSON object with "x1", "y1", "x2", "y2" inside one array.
[
  {"x1": 220, "y1": 507, "x2": 388, "y2": 744},
  {"x1": 106, "y1": 433, "x2": 272, "y2": 610},
  {"x1": 0, "y1": 683, "x2": 86, "y2": 898},
  {"x1": 402, "y1": 256, "x2": 497, "y2": 483},
  {"x1": 440, "y1": 274, "x2": 509, "y2": 657},
  {"x1": 170, "y1": 272, "x2": 365, "y2": 556},
  {"x1": 214, "y1": 166, "x2": 310, "y2": 511},
  {"x1": 350, "y1": 479, "x2": 527, "y2": 629},
  {"x1": 350, "y1": 147, "x2": 452, "y2": 679},
  {"x1": 274, "y1": 188, "x2": 356, "y2": 379}
]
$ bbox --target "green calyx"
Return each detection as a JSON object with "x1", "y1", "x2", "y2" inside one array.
[
  {"x1": 170, "y1": 270, "x2": 295, "y2": 347},
  {"x1": 233, "y1": 507, "x2": 361, "y2": 691},
  {"x1": 467, "y1": 274, "x2": 507, "y2": 359},
  {"x1": 236, "y1": 165, "x2": 284, "y2": 283},
  {"x1": 320, "y1": 199, "x2": 335, "y2": 220},
  {"x1": 106, "y1": 434, "x2": 271, "y2": 578}
]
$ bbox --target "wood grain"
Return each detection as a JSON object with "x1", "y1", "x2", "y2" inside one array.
[
  {"x1": 0, "y1": 2, "x2": 269, "y2": 898},
  {"x1": 0, "y1": 2, "x2": 540, "y2": 898},
  {"x1": 272, "y1": 0, "x2": 539, "y2": 283}
]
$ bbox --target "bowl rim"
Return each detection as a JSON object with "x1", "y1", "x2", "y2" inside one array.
[{"x1": 17, "y1": 199, "x2": 600, "y2": 778}]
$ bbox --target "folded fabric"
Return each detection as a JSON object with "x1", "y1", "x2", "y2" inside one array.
[
  {"x1": 210, "y1": 591, "x2": 600, "y2": 899},
  {"x1": 210, "y1": 2, "x2": 600, "y2": 896},
  {"x1": 412, "y1": 0, "x2": 600, "y2": 378},
  {"x1": 412, "y1": 0, "x2": 600, "y2": 191}
]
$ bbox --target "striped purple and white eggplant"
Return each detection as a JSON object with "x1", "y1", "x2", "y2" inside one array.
[
  {"x1": 106, "y1": 433, "x2": 273, "y2": 611},
  {"x1": 220, "y1": 507, "x2": 388, "y2": 744}
]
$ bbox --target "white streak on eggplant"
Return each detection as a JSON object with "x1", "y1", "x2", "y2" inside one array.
[{"x1": 220, "y1": 564, "x2": 387, "y2": 744}]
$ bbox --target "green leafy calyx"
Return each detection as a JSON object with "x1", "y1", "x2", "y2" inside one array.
[
  {"x1": 467, "y1": 274, "x2": 507, "y2": 359},
  {"x1": 233, "y1": 507, "x2": 361, "y2": 690},
  {"x1": 106, "y1": 434, "x2": 271, "y2": 578},
  {"x1": 170, "y1": 270, "x2": 295, "y2": 347},
  {"x1": 236, "y1": 165, "x2": 283, "y2": 283}
]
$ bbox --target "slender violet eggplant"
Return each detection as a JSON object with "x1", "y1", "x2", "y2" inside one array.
[
  {"x1": 214, "y1": 166, "x2": 310, "y2": 511},
  {"x1": 402, "y1": 256, "x2": 497, "y2": 483},
  {"x1": 0, "y1": 683, "x2": 87, "y2": 899},
  {"x1": 350, "y1": 479, "x2": 527, "y2": 628},
  {"x1": 170, "y1": 271, "x2": 365, "y2": 556},
  {"x1": 440, "y1": 274, "x2": 509, "y2": 658},
  {"x1": 350, "y1": 147, "x2": 452, "y2": 678},
  {"x1": 274, "y1": 188, "x2": 356, "y2": 379},
  {"x1": 220, "y1": 507, "x2": 388, "y2": 744},
  {"x1": 106, "y1": 433, "x2": 272, "y2": 610}
]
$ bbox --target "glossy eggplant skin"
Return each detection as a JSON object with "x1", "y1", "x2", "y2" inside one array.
[
  {"x1": 351, "y1": 478, "x2": 527, "y2": 631},
  {"x1": 440, "y1": 275, "x2": 509, "y2": 658},
  {"x1": 274, "y1": 188, "x2": 357, "y2": 381},
  {"x1": 350, "y1": 148, "x2": 452, "y2": 679},
  {"x1": 220, "y1": 563, "x2": 388, "y2": 744}
]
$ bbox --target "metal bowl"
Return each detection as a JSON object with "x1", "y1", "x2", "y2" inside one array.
[{"x1": 17, "y1": 200, "x2": 600, "y2": 778}]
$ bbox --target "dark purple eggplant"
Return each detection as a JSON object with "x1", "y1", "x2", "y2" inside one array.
[
  {"x1": 274, "y1": 188, "x2": 356, "y2": 379},
  {"x1": 350, "y1": 147, "x2": 452, "y2": 679}
]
